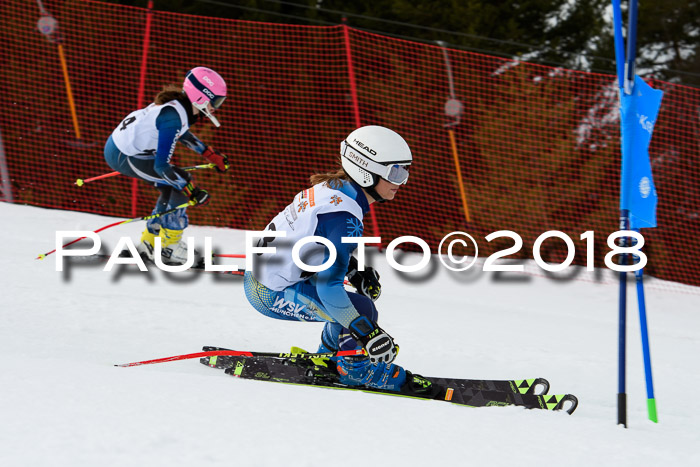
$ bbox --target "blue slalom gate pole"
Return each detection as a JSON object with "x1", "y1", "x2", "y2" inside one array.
[
  {"x1": 613, "y1": 0, "x2": 661, "y2": 426},
  {"x1": 612, "y1": 0, "x2": 629, "y2": 428},
  {"x1": 635, "y1": 259, "x2": 658, "y2": 422},
  {"x1": 624, "y1": 0, "x2": 638, "y2": 93},
  {"x1": 617, "y1": 213, "x2": 629, "y2": 427}
]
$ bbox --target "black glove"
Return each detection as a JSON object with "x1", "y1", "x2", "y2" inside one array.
[
  {"x1": 346, "y1": 256, "x2": 381, "y2": 301},
  {"x1": 182, "y1": 182, "x2": 210, "y2": 206},
  {"x1": 202, "y1": 146, "x2": 229, "y2": 173},
  {"x1": 348, "y1": 316, "x2": 398, "y2": 364}
]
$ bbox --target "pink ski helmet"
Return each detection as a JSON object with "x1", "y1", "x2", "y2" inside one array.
[{"x1": 183, "y1": 67, "x2": 227, "y2": 127}]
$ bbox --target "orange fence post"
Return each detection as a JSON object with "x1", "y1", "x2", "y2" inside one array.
[
  {"x1": 438, "y1": 42, "x2": 470, "y2": 224},
  {"x1": 447, "y1": 128, "x2": 470, "y2": 223},
  {"x1": 56, "y1": 44, "x2": 81, "y2": 140},
  {"x1": 36, "y1": 2, "x2": 83, "y2": 142}
]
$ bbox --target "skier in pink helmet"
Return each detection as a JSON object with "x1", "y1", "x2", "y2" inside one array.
[
  {"x1": 183, "y1": 67, "x2": 227, "y2": 128},
  {"x1": 104, "y1": 67, "x2": 229, "y2": 266}
]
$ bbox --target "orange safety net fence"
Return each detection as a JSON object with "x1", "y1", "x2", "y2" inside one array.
[{"x1": 1, "y1": 0, "x2": 698, "y2": 290}]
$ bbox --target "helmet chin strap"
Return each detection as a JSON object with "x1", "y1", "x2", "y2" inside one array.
[
  {"x1": 193, "y1": 102, "x2": 220, "y2": 127},
  {"x1": 366, "y1": 176, "x2": 386, "y2": 203}
]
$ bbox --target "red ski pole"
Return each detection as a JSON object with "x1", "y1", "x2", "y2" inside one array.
[
  {"x1": 36, "y1": 201, "x2": 195, "y2": 259},
  {"x1": 75, "y1": 163, "x2": 219, "y2": 186},
  {"x1": 116, "y1": 348, "x2": 365, "y2": 367}
]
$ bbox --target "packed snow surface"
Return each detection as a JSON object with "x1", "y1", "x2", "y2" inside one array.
[{"x1": 1, "y1": 202, "x2": 698, "y2": 466}]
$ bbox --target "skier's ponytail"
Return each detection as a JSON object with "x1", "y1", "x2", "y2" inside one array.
[
  {"x1": 155, "y1": 84, "x2": 184, "y2": 105},
  {"x1": 309, "y1": 167, "x2": 350, "y2": 190}
]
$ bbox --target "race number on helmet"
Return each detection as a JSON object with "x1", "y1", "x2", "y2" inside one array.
[{"x1": 183, "y1": 67, "x2": 227, "y2": 127}]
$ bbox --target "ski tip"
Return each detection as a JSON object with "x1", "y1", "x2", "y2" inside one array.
[
  {"x1": 533, "y1": 378, "x2": 550, "y2": 396},
  {"x1": 515, "y1": 377, "x2": 550, "y2": 395},
  {"x1": 554, "y1": 394, "x2": 579, "y2": 415}
]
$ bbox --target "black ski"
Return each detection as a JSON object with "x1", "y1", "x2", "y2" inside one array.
[
  {"x1": 200, "y1": 348, "x2": 577, "y2": 414},
  {"x1": 201, "y1": 346, "x2": 549, "y2": 395}
]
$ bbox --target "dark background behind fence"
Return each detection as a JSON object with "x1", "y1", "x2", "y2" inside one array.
[{"x1": 1, "y1": 0, "x2": 698, "y2": 289}]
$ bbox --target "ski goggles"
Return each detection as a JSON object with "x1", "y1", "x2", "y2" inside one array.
[
  {"x1": 385, "y1": 163, "x2": 410, "y2": 185},
  {"x1": 186, "y1": 72, "x2": 226, "y2": 109},
  {"x1": 341, "y1": 140, "x2": 411, "y2": 185},
  {"x1": 209, "y1": 95, "x2": 226, "y2": 109}
]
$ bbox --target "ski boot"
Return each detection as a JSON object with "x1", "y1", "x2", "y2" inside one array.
[
  {"x1": 157, "y1": 227, "x2": 204, "y2": 267},
  {"x1": 135, "y1": 227, "x2": 158, "y2": 261},
  {"x1": 336, "y1": 356, "x2": 407, "y2": 391}
]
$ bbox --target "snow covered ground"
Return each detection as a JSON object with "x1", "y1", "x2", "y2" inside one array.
[{"x1": 1, "y1": 201, "x2": 699, "y2": 467}]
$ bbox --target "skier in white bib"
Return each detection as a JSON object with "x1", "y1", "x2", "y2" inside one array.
[
  {"x1": 104, "y1": 67, "x2": 229, "y2": 265},
  {"x1": 245, "y1": 125, "x2": 431, "y2": 392}
]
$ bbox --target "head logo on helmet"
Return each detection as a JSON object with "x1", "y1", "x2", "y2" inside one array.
[
  {"x1": 340, "y1": 125, "x2": 412, "y2": 202},
  {"x1": 352, "y1": 139, "x2": 377, "y2": 156},
  {"x1": 183, "y1": 67, "x2": 227, "y2": 127}
]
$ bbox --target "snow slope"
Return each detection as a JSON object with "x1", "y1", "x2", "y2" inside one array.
[{"x1": 1, "y1": 202, "x2": 699, "y2": 467}]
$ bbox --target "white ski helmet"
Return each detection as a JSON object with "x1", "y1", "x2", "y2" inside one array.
[{"x1": 340, "y1": 126, "x2": 412, "y2": 195}]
